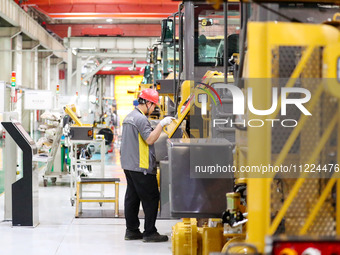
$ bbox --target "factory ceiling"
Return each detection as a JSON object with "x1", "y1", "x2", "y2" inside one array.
[{"x1": 15, "y1": 0, "x2": 179, "y2": 38}]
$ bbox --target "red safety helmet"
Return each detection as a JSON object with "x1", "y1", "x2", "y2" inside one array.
[{"x1": 139, "y1": 88, "x2": 159, "y2": 105}]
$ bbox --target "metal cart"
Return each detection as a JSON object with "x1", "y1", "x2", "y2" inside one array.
[{"x1": 68, "y1": 137, "x2": 106, "y2": 206}]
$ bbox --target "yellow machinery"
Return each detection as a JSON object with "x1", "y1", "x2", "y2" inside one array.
[
  {"x1": 64, "y1": 104, "x2": 85, "y2": 127},
  {"x1": 163, "y1": 80, "x2": 193, "y2": 138},
  {"x1": 169, "y1": 1, "x2": 340, "y2": 255},
  {"x1": 64, "y1": 104, "x2": 94, "y2": 140},
  {"x1": 243, "y1": 20, "x2": 340, "y2": 253},
  {"x1": 64, "y1": 104, "x2": 108, "y2": 129}
]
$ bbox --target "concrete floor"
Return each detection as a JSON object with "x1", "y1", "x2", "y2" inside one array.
[{"x1": 0, "y1": 148, "x2": 179, "y2": 255}]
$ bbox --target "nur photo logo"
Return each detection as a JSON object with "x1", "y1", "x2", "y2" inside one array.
[{"x1": 197, "y1": 82, "x2": 312, "y2": 128}]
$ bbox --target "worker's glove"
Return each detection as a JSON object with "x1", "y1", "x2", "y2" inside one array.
[{"x1": 160, "y1": 116, "x2": 175, "y2": 127}]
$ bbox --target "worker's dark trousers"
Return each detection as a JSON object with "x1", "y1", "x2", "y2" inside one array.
[{"x1": 124, "y1": 170, "x2": 160, "y2": 236}]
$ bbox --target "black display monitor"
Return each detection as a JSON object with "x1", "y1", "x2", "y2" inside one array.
[{"x1": 1, "y1": 120, "x2": 39, "y2": 226}]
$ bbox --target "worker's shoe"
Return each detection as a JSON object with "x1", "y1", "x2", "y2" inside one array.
[
  {"x1": 125, "y1": 229, "x2": 143, "y2": 240},
  {"x1": 143, "y1": 232, "x2": 169, "y2": 242}
]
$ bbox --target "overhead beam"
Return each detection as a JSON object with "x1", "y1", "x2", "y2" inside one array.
[
  {"x1": 77, "y1": 52, "x2": 146, "y2": 60},
  {"x1": 86, "y1": 63, "x2": 145, "y2": 68},
  {"x1": 0, "y1": 0, "x2": 67, "y2": 61},
  {"x1": 66, "y1": 36, "x2": 158, "y2": 51},
  {"x1": 46, "y1": 24, "x2": 161, "y2": 38}
]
